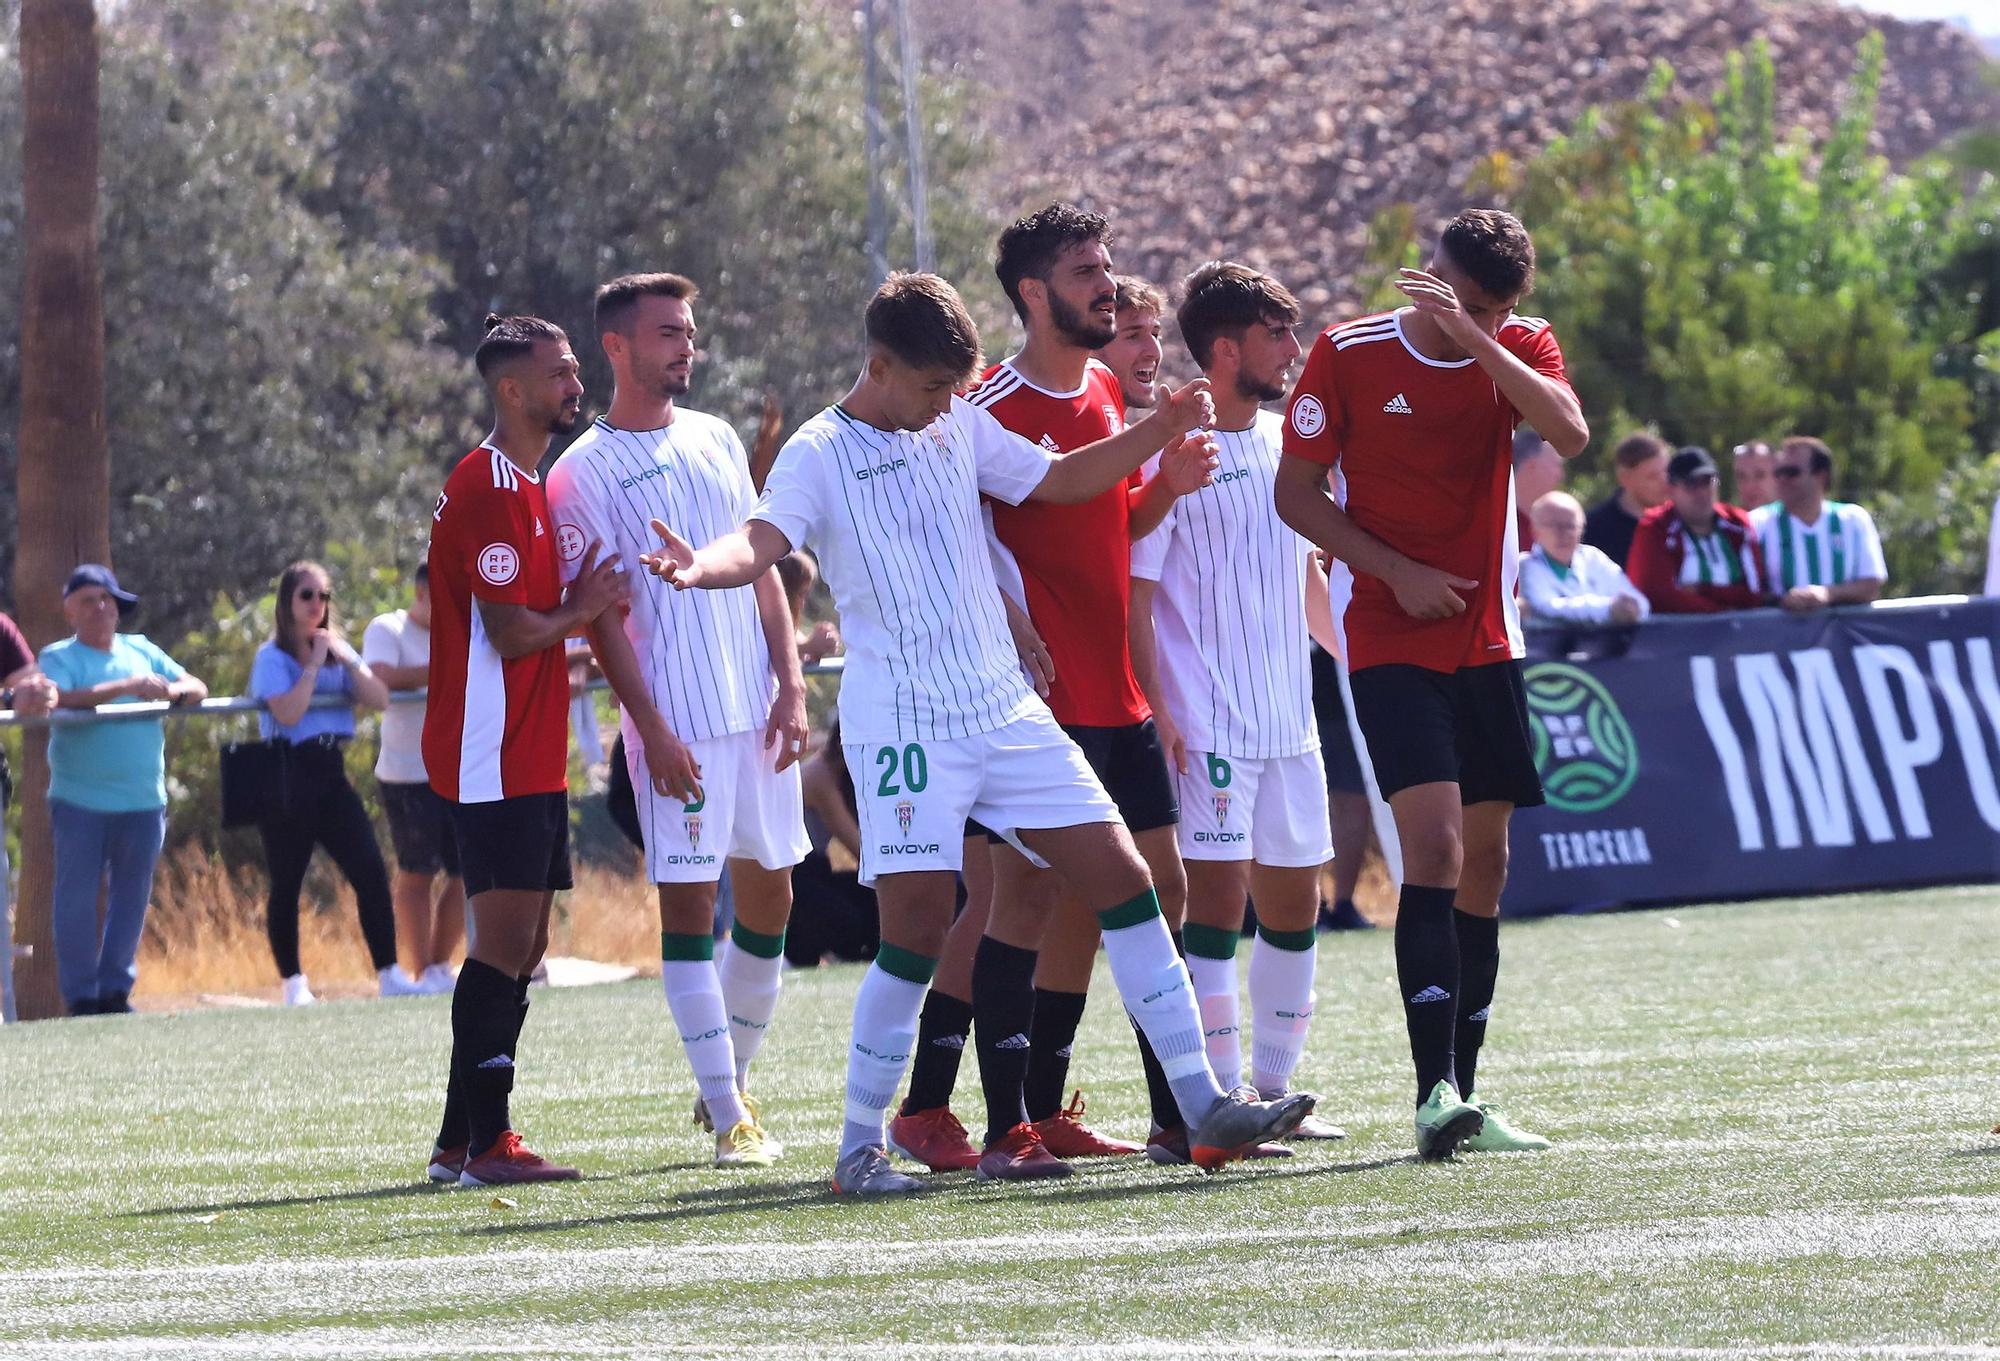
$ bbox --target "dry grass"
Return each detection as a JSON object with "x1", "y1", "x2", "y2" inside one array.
[
  {"x1": 129, "y1": 835, "x2": 1399, "y2": 1004},
  {"x1": 133, "y1": 847, "x2": 665, "y2": 1003}
]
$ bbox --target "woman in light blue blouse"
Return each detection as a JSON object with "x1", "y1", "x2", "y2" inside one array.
[{"x1": 248, "y1": 561, "x2": 406, "y2": 1004}]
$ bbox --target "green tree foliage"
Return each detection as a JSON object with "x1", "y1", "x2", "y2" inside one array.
[
  {"x1": 0, "y1": 0, "x2": 995, "y2": 646},
  {"x1": 1518, "y1": 36, "x2": 2000, "y2": 592}
]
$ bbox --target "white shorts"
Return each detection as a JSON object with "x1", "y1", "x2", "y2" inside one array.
[
  {"x1": 847, "y1": 709, "x2": 1122, "y2": 885},
  {"x1": 628, "y1": 725, "x2": 810, "y2": 884},
  {"x1": 1176, "y1": 749, "x2": 1333, "y2": 867}
]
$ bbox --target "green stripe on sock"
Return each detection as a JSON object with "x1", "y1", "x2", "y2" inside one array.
[
  {"x1": 730, "y1": 922, "x2": 786, "y2": 959},
  {"x1": 661, "y1": 931, "x2": 714, "y2": 962},
  {"x1": 1096, "y1": 888, "x2": 1162, "y2": 933},
  {"x1": 874, "y1": 942, "x2": 938, "y2": 985},
  {"x1": 1182, "y1": 922, "x2": 1241, "y2": 959},
  {"x1": 1256, "y1": 922, "x2": 1317, "y2": 952}
]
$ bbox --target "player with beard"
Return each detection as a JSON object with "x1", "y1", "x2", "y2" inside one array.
[
  {"x1": 944, "y1": 204, "x2": 1203, "y2": 1170},
  {"x1": 639, "y1": 271, "x2": 1314, "y2": 1193},
  {"x1": 547, "y1": 273, "x2": 810, "y2": 1169},
  {"x1": 425, "y1": 315, "x2": 628, "y2": 1186},
  {"x1": 1131, "y1": 263, "x2": 1348, "y2": 1142},
  {"x1": 1275, "y1": 210, "x2": 1584, "y2": 1160}
]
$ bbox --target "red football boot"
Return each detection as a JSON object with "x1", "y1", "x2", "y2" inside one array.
[
  {"x1": 1032, "y1": 1090, "x2": 1144, "y2": 1158},
  {"x1": 457, "y1": 1131, "x2": 581, "y2": 1186},
  {"x1": 886, "y1": 1105, "x2": 982, "y2": 1172}
]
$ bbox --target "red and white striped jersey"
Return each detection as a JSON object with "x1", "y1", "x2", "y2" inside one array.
[{"x1": 423, "y1": 444, "x2": 570, "y2": 803}]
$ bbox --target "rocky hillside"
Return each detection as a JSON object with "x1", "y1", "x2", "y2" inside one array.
[{"x1": 910, "y1": 0, "x2": 1999, "y2": 319}]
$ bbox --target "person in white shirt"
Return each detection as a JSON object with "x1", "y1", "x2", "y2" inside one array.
[
  {"x1": 1518, "y1": 491, "x2": 1649, "y2": 627},
  {"x1": 362, "y1": 564, "x2": 463, "y2": 995},
  {"x1": 1129, "y1": 261, "x2": 1347, "y2": 1141},
  {"x1": 546, "y1": 272, "x2": 811, "y2": 1171},
  {"x1": 639, "y1": 271, "x2": 1315, "y2": 1195},
  {"x1": 1749, "y1": 436, "x2": 1886, "y2": 613}
]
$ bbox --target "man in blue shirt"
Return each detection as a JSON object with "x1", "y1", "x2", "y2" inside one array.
[{"x1": 38, "y1": 564, "x2": 207, "y2": 1015}]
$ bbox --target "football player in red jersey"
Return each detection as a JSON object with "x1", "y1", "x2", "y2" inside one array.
[
  {"x1": 423, "y1": 315, "x2": 627, "y2": 1187},
  {"x1": 1274, "y1": 210, "x2": 1587, "y2": 1161}
]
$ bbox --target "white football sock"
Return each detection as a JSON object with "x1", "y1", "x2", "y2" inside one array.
[
  {"x1": 1249, "y1": 928, "x2": 1316, "y2": 1097},
  {"x1": 718, "y1": 937, "x2": 784, "y2": 1090},
  {"x1": 840, "y1": 962, "x2": 927, "y2": 1157},
  {"x1": 662, "y1": 959, "x2": 747, "y2": 1132},
  {"x1": 1099, "y1": 899, "x2": 1226, "y2": 1127},
  {"x1": 1184, "y1": 948, "x2": 1244, "y2": 1092}
]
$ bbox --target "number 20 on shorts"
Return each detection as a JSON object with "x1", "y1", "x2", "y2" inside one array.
[{"x1": 874, "y1": 743, "x2": 929, "y2": 797}]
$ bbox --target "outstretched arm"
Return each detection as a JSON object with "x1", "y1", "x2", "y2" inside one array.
[
  {"x1": 641, "y1": 518, "x2": 794, "y2": 592},
  {"x1": 1032, "y1": 380, "x2": 1216, "y2": 505}
]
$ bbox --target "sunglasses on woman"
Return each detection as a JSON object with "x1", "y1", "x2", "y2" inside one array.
[{"x1": 296, "y1": 587, "x2": 335, "y2": 602}]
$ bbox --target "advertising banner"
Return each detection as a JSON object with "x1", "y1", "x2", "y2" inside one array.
[{"x1": 1503, "y1": 598, "x2": 2000, "y2": 916}]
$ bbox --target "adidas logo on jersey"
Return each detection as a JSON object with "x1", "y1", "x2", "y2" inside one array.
[
  {"x1": 1383, "y1": 392, "x2": 1414, "y2": 415},
  {"x1": 1038, "y1": 434, "x2": 1062, "y2": 453}
]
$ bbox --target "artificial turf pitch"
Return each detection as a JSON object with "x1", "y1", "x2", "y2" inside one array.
[{"x1": 2, "y1": 885, "x2": 1997, "y2": 1359}]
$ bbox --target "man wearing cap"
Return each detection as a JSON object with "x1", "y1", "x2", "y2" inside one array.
[
  {"x1": 1626, "y1": 449, "x2": 1770, "y2": 614},
  {"x1": 37, "y1": 565, "x2": 208, "y2": 1015}
]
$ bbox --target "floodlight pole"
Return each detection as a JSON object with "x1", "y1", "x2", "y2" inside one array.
[
  {"x1": 860, "y1": 0, "x2": 890, "y2": 285},
  {"x1": 892, "y1": 0, "x2": 933, "y2": 273}
]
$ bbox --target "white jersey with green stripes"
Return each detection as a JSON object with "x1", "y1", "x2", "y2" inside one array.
[{"x1": 1750, "y1": 500, "x2": 1886, "y2": 593}]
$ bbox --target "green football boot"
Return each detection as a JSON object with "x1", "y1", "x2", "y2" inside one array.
[
  {"x1": 1413, "y1": 1079, "x2": 1483, "y2": 1160},
  {"x1": 1461, "y1": 1099, "x2": 1551, "y2": 1153}
]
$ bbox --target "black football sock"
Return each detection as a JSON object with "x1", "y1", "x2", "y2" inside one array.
[
  {"x1": 1394, "y1": 884, "x2": 1461, "y2": 1106},
  {"x1": 1452, "y1": 909, "x2": 1500, "y2": 1103},
  {"x1": 453, "y1": 959, "x2": 524, "y2": 1158},
  {"x1": 899, "y1": 987, "x2": 974, "y2": 1116},
  {"x1": 1133, "y1": 928, "x2": 1187, "y2": 1133},
  {"x1": 1023, "y1": 988, "x2": 1088, "y2": 1124},
  {"x1": 435, "y1": 1057, "x2": 469, "y2": 1152},
  {"x1": 971, "y1": 936, "x2": 1039, "y2": 1148}
]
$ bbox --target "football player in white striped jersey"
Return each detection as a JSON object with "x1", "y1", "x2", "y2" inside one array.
[
  {"x1": 1131, "y1": 262, "x2": 1345, "y2": 1141},
  {"x1": 547, "y1": 273, "x2": 811, "y2": 1170}
]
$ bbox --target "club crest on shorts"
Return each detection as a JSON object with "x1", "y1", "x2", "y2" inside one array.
[
  {"x1": 1212, "y1": 791, "x2": 1230, "y2": 827},
  {"x1": 896, "y1": 799, "x2": 914, "y2": 838},
  {"x1": 683, "y1": 813, "x2": 702, "y2": 850}
]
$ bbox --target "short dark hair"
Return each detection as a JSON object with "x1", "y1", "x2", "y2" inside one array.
[
  {"x1": 864, "y1": 272, "x2": 984, "y2": 382},
  {"x1": 474, "y1": 313, "x2": 567, "y2": 383},
  {"x1": 1176, "y1": 261, "x2": 1302, "y2": 370},
  {"x1": 1439, "y1": 209, "x2": 1536, "y2": 303},
  {"x1": 1780, "y1": 435, "x2": 1834, "y2": 481},
  {"x1": 413, "y1": 561, "x2": 429, "y2": 587},
  {"x1": 594, "y1": 272, "x2": 700, "y2": 337},
  {"x1": 1614, "y1": 431, "x2": 1671, "y2": 470},
  {"x1": 994, "y1": 202, "x2": 1112, "y2": 320},
  {"x1": 1512, "y1": 428, "x2": 1555, "y2": 464},
  {"x1": 1113, "y1": 275, "x2": 1165, "y2": 317}
]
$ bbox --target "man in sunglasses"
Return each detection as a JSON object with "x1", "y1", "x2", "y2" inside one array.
[
  {"x1": 1627, "y1": 447, "x2": 1769, "y2": 614},
  {"x1": 1748, "y1": 436, "x2": 1885, "y2": 614}
]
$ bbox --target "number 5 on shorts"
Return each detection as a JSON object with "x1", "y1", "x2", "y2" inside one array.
[{"x1": 874, "y1": 743, "x2": 930, "y2": 797}]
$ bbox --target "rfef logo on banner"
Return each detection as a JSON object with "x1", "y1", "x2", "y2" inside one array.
[{"x1": 1524, "y1": 662, "x2": 1640, "y2": 814}]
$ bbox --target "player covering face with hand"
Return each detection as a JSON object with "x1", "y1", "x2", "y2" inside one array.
[{"x1": 641, "y1": 271, "x2": 1315, "y2": 1195}]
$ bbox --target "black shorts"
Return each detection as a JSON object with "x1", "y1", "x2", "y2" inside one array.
[
  {"x1": 1310, "y1": 646, "x2": 1367, "y2": 796},
  {"x1": 379, "y1": 780, "x2": 461, "y2": 877},
  {"x1": 449, "y1": 791, "x2": 574, "y2": 897},
  {"x1": 1348, "y1": 660, "x2": 1544, "y2": 808}
]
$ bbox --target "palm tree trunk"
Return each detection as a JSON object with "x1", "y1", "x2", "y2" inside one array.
[{"x1": 13, "y1": 0, "x2": 109, "y2": 1021}]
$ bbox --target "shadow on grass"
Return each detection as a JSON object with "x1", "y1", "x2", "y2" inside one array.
[
  {"x1": 121, "y1": 1160, "x2": 715, "y2": 1219},
  {"x1": 1947, "y1": 1144, "x2": 2000, "y2": 1158},
  {"x1": 458, "y1": 1152, "x2": 1415, "y2": 1239}
]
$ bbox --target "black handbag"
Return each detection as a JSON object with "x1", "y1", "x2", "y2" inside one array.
[{"x1": 219, "y1": 739, "x2": 292, "y2": 828}]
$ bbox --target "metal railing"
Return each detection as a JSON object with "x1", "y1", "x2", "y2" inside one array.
[{"x1": 0, "y1": 659, "x2": 845, "y2": 729}]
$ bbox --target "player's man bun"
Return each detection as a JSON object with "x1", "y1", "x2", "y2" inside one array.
[
  {"x1": 1439, "y1": 208, "x2": 1537, "y2": 304},
  {"x1": 864, "y1": 272, "x2": 984, "y2": 383},
  {"x1": 994, "y1": 201, "x2": 1113, "y2": 321},
  {"x1": 474, "y1": 313, "x2": 568, "y2": 382}
]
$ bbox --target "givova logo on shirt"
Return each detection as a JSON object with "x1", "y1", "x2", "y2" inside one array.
[
  {"x1": 1525, "y1": 663, "x2": 1639, "y2": 813},
  {"x1": 854, "y1": 457, "x2": 908, "y2": 481}
]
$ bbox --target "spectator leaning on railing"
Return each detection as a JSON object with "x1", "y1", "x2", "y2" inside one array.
[
  {"x1": 362, "y1": 562, "x2": 462, "y2": 996},
  {"x1": 1518, "y1": 490, "x2": 1649, "y2": 627},
  {"x1": 1748, "y1": 436, "x2": 1886, "y2": 614},
  {"x1": 1583, "y1": 431, "x2": 1671, "y2": 568},
  {"x1": 249, "y1": 560, "x2": 406, "y2": 1005},
  {"x1": 38, "y1": 565, "x2": 208, "y2": 1016},
  {"x1": 1627, "y1": 447, "x2": 1768, "y2": 614}
]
